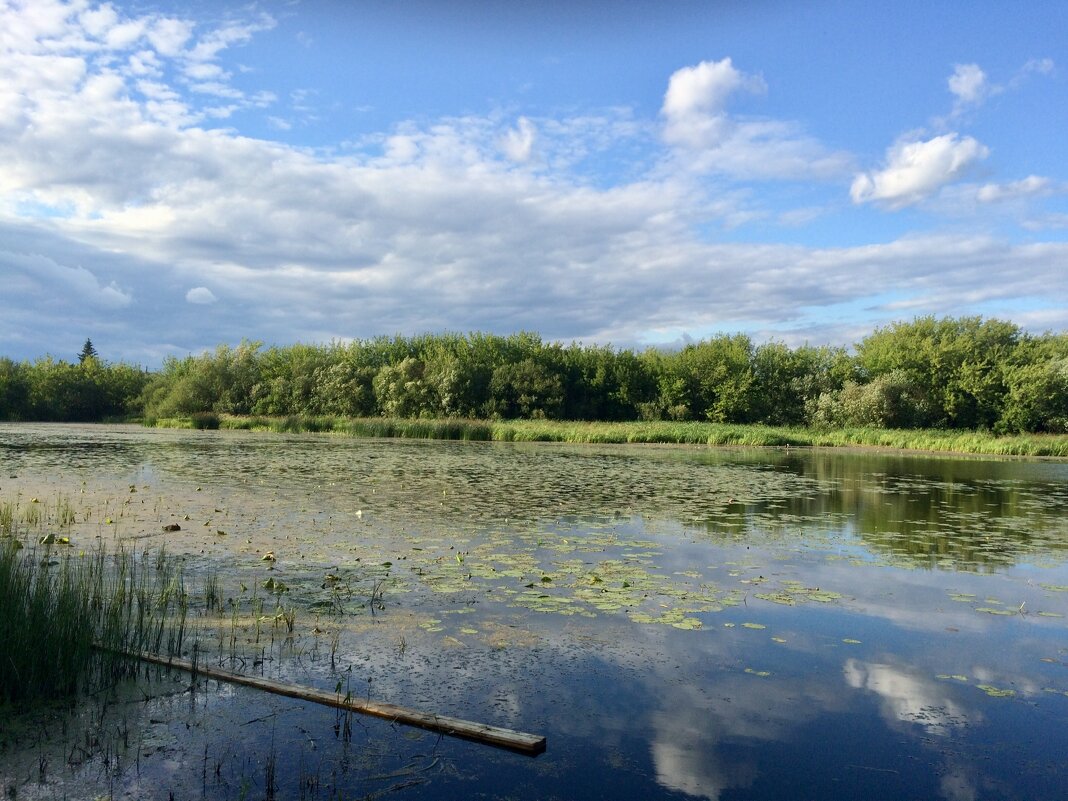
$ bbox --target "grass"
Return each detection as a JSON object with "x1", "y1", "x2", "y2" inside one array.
[
  {"x1": 145, "y1": 414, "x2": 1068, "y2": 457},
  {"x1": 0, "y1": 538, "x2": 193, "y2": 706}
]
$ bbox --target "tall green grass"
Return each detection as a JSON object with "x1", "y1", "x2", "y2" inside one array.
[
  {"x1": 0, "y1": 540, "x2": 192, "y2": 705},
  {"x1": 147, "y1": 414, "x2": 1068, "y2": 457}
]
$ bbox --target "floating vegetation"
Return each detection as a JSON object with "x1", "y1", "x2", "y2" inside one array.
[
  {"x1": 977, "y1": 684, "x2": 1017, "y2": 698},
  {"x1": 755, "y1": 581, "x2": 843, "y2": 606}
]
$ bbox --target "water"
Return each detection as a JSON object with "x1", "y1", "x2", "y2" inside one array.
[{"x1": 1, "y1": 423, "x2": 1067, "y2": 800}]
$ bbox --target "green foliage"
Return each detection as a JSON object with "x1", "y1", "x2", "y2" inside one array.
[
  {"x1": 4, "y1": 316, "x2": 1067, "y2": 433},
  {"x1": 856, "y1": 316, "x2": 1020, "y2": 428},
  {"x1": 487, "y1": 358, "x2": 565, "y2": 419},
  {"x1": 0, "y1": 355, "x2": 149, "y2": 422},
  {"x1": 373, "y1": 357, "x2": 435, "y2": 417},
  {"x1": 140, "y1": 341, "x2": 262, "y2": 418},
  {"x1": 672, "y1": 335, "x2": 756, "y2": 423},
  {"x1": 998, "y1": 334, "x2": 1068, "y2": 433}
]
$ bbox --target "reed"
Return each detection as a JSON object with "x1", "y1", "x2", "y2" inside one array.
[
  {"x1": 152, "y1": 414, "x2": 1068, "y2": 457},
  {"x1": 0, "y1": 539, "x2": 194, "y2": 705}
]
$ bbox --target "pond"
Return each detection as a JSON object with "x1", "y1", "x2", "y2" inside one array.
[{"x1": 2, "y1": 423, "x2": 1067, "y2": 800}]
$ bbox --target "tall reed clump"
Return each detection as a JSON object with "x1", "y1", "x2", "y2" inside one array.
[{"x1": 0, "y1": 541, "x2": 192, "y2": 706}]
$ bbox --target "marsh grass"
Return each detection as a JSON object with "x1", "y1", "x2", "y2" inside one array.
[
  {"x1": 0, "y1": 539, "x2": 194, "y2": 706},
  {"x1": 148, "y1": 414, "x2": 1068, "y2": 457},
  {"x1": 0, "y1": 499, "x2": 15, "y2": 536}
]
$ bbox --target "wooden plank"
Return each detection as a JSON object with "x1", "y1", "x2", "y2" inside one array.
[{"x1": 126, "y1": 649, "x2": 546, "y2": 755}]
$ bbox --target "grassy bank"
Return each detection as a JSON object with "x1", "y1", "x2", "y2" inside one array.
[{"x1": 145, "y1": 414, "x2": 1068, "y2": 457}]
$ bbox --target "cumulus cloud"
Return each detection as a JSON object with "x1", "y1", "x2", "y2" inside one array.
[
  {"x1": 851, "y1": 133, "x2": 989, "y2": 207},
  {"x1": 0, "y1": 3, "x2": 1065, "y2": 364},
  {"x1": 662, "y1": 58, "x2": 765, "y2": 127},
  {"x1": 660, "y1": 58, "x2": 849, "y2": 180},
  {"x1": 185, "y1": 286, "x2": 217, "y2": 304}
]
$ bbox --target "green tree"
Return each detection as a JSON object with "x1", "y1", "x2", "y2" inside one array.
[
  {"x1": 372, "y1": 358, "x2": 434, "y2": 417},
  {"x1": 486, "y1": 358, "x2": 564, "y2": 419},
  {"x1": 141, "y1": 342, "x2": 263, "y2": 418},
  {"x1": 78, "y1": 338, "x2": 99, "y2": 364},
  {"x1": 856, "y1": 316, "x2": 1020, "y2": 428},
  {"x1": 997, "y1": 333, "x2": 1068, "y2": 433},
  {"x1": 0, "y1": 358, "x2": 30, "y2": 420},
  {"x1": 675, "y1": 335, "x2": 756, "y2": 423}
]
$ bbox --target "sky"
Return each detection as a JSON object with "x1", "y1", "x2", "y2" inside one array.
[{"x1": 1, "y1": 0, "x2": 1066, "y2": 366}]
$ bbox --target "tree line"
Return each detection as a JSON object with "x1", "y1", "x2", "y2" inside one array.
[{"x1": 1, "y1": 318, "x2": 1066, "y2": 433}]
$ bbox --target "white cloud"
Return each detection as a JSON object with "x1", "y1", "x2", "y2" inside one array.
[
  {"x1": 99, "y1": 280, "x2": 133, "y2": 307},
  {"x1": 1022, "y1": 212, "x2": 1068, "y2": 231},
  {"x1": 660, "y1": 59, "x2": 849, "y2": 180},
  {"x1": 501, "y1": 116, "x2": 536, "y2": 163},
  {"x1": 940, "y1": 58, "x2": 1055, "y2": 125},
  {"x1": 661, "y1": 58, "x2": 764, "y2": 151},
  {"x1": 1023, "y1": 57, "x2": 1054, "y2": 75},
  {"x1": 976, "y1": 175, "x2": 1053, "y2": 203},
  {"x1": 0, "y1": 3, "x2": 1065, "y2": 363},
  {"x1": 183, "y1": 16, "x2": 274, "y2": 65},
  {"x1": 185, "y1": 286, "x2": 217, "y2": 304},
  {"x1": 1011, "y1": 57, "x2": 1055, "y2": 89},
  {"x1": 79, "y1": 5, "x2": 119, "y2": 38},
  {"x1": 662, "y1": 58, "x2": 764, "y2": 122},
  {"x1": 183, "y1": 62, "x2": 224, "y2": 81},
  {"x1": 948, "y1": 63, "x2": 988, "y2": 107},
  {"x1": 146, "y1": 17, "x2": 193, "y2": 57},
  {"x1": 851, "y1": 133, "x2": 989, "y2": 207}
]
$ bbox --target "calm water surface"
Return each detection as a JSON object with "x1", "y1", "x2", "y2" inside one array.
[{"x1": 1, "y1": 423, "x2": 1067, "y2": 801}]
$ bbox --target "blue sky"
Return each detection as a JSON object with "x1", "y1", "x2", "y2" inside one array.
[{"x1": 1, "y1": 0, "x2": 1066, "y2": 366}]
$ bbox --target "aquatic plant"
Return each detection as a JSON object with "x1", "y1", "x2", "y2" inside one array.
[
  {"x1": 0, "y1": 539, "x2": 194, "y2": 705},
  {"x1": 159, "y1": 414, "x2": 1068, "y2": 457}
]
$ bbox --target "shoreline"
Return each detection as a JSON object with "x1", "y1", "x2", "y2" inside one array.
[{"x1": 137, "y1": 414, "x2": 1068, "y2": 459}]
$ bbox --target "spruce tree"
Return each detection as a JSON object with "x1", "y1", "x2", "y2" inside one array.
[{"x1": 78, "y1": 338, "x2": 99, "y2": 364}]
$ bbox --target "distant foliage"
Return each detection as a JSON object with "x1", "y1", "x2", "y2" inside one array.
[
  {"x1": 4, "y1": 317, "x2": 1067, "y2": 433},
  {"x1": 0, "y1": 355, "x2": 149, "y2": 422}
]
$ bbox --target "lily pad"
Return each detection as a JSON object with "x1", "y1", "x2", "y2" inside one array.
[{"x1": 976, "y1": 684, "x2": 1016, "y2": 698}]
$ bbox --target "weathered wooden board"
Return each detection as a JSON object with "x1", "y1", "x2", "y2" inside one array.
[{"x1": 126, "y1": 649, "x2": 547, "y2": 755}]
